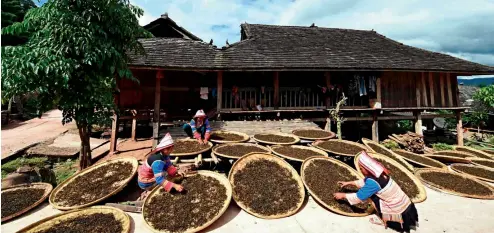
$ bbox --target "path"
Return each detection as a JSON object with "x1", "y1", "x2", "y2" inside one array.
[{"x1": 1, "y1": 110, "x2": 75, "y2": 159}]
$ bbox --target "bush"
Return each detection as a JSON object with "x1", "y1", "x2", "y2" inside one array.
[
  {"x1": 1, "y1": 157, "x2": 48, "y2": 178},
  {"x1": 381, "y1": 140, "x2": 400, "y2": 150},
  {"x1": 432, "y1": 143, "x2": 454, "y2": 151}
]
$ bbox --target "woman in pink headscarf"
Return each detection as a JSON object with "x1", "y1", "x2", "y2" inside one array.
[{"x1": 334, "y1": 151, "x2": 419, "y2": 232}]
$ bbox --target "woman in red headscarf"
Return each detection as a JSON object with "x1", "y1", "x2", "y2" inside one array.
[{"x1": 334, "y1": 151, "x2": 419, "y2": 232}]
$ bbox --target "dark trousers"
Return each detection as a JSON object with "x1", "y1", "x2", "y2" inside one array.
[{"x1": 183, "y1": 124, "x2": 206, "y2": 139}]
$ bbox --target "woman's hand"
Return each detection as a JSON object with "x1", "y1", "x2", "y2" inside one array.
[
  {"x1": 337, "y1": 181, "x2": 352, "y2": 188},
  {"x1": 333, "y1": 192, "x2": 346, "y2": 200},
  {"x1": 173, "y1": 184, "x2": 184, "y2": 192}
]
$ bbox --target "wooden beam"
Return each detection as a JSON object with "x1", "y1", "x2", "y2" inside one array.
[
  {"x1": 454, "y1": 75, "x2": 460, "y2": 107},
  {"x1": 109, "y1": 113, "x2": 119, "y2": 154},
  {"x1": 414, "y1": 111, "x2": 423, "y2": 135},
  {"x1": 152, "y1": 70, "x2": 164, "y2": 148},
  {"x1": 376, "y1": 77, "x2": 382, "y2": 104},
  {"x1": 325, "y1": 71, "x2": 331, "y2": 108},
  {"x1": 274, "y1": 71, "x2": 280, "y2": 109},
  {"x1": 217, "y1": 71, "x2": 223, "y2": 111},
  {"x1": 456, "y1": 111, "x2": 464, "y2": 146},
  {"x1": 421, "y1": 72, "x2": 428, "y2": 107},
  {"x1": 446, "y1": 73, "x2": 453, "y2": 107},
  {"x1": 416, "y1": 74, "x2": 421, "y2": 107},
  {"x1": 440, "y1": 73, "x2": 446, "y2": 106},
  {"x1": 372, "y1": 112, "x2": 379, "y2": 142},
  {"x1": 429, "y1": 72, "x2": 435, "y2": 106}
]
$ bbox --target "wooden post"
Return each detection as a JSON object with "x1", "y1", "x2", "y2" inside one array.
[
  {"x1": 131, "y1": 110, "x2": 137, "y2": 141},
  {"x1": 109, "y1": 113, "x2": 119, "y2": 154},
  {"x1": 325, "y1": 71, "x2": 331, "y2": 108},
  {"x1": 372, "y1": 111, "x2": 379, "y2": 142},
  {"x1": 414, "y1": 111, "x2": 423, "y2": 135},
  {"x1": 429, "y1": 72, "x2": 435, "y2": 106},
  {"x1": 376, "y1": 77, "x2": 382, "y2": 104},
  {"x1": 217, "y1": 71, "x2": 223, "y2": 112},
  {"x1": 274, "y1": 71, "x2": 279, "y2": 109},
  {"x1": 446, "y1": 73, "x2": 453, "y2": 107},
  {"x1": 416, "y1": 74, "x2": 421, "y2": 107},
  {"x1": 421, "y1": 72, "x2": 428, "y2": 107},
  {"x1": 453, "y1": 75, "x2": 460, "y2": 106},
  {"x1": 153, "y1": 70, "x2": 164, "y2": 148},
  {"x1": 440, "y1": 73, "x2": 446, "y2": 106},
  {"x1": 456, "y1": 111, "x2": 464, "y2": 146}
]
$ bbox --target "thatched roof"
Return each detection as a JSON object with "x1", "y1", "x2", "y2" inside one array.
[
  {"x1": 129, "y1": 23, "x2": 494, "y2": 74},
  {"x1": 144, "y1": 13, "x2": 202, "y2": 41}
]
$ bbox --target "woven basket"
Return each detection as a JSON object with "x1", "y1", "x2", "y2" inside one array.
[
  {"x1": 49, "y1": 157, "x2": 139, "y2": 210},
  {"x1": 450, "y1": 163, "x2": 494, "y2": 183},
  {"x1": 142, "y1": 171, "x2": 232, "y2": 233},
  {"x1": 170, "y1": 138, "x2": 213, "y2": 157},
  {"x1": 212, "y1": 143, "x2": 271, "y2": 159},
  {"x1": 292, "y1": 128, "x2": 336, "y2": 141},
  {"x1": 1, "y1": 182, "x2": 53, "y2": 223},
  {"x1": 415, "y1": 168, "x2": 494, "y2": 200},
  {"x1": 210, "y1": 130, "x2": 250, "y2": 144},
  {"x1": 361, "y1": 138, "x2": 414, "y2": 172},
  {"x1": 312, "y1": 139, "x2": 368, "y2": 157},
  {"x1": 470, "y1": 158, "x2": 494, "y2": 169},
  {"x1": 301, "y1": 157, "x2": 372, "y2": 217},
  {"x1": 433, "y1": 150, "x2": 475, "y2": 158},
  {"x1": 454, "y1": 146, "x2": 494, "y2": 160},
  {"x1": 354, "y1": 152, "x2": 427, "y2": 203},
  {"x1": 228, "y1": 153, "x2": 305, "y2": 219},
  {"x1": 393, "y1": 149, "x2": 448, "y2": 170},
  {"x1": 252, "y1": 133, "x2": 300, "y2": 145},
  {"x1": 17, "y1": 206, "x2": 131, "y2": 233},
  {"x1": 269, "y1": 145, "x2": 327, "y2": 162},
  {"x1": 424, "y1": 154, "x2": 472, "y2": 164}
]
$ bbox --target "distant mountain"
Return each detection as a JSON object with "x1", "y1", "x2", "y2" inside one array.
[{"x1": 458, "y1": 77, "x2": 494, "y2": 86}]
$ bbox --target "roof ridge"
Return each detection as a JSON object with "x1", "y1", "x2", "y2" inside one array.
[{"x1": 242, "y1": 23, "x2": 373, "y2": 32}]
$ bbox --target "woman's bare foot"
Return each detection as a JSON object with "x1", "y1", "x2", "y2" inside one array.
[
  {"x1": 369, "y1": 216, "x2": 384, "y2": 226},
  {"x1": 138, "y1": 191, "x2": 149, "y2": 201}
]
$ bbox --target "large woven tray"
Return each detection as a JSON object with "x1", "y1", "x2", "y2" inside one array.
[
  {"x1": 415, "y1": 168, "x2": 494, "y2": 200},
  {"x1": 228, "y1": 153, "x2": 305, "y2": 219},
  {"x1": 470, "y1": 158, "x2": 494, "y2": 169},
  {"x1": 252, "y1": 133, "x2": 300, "y2": 145},
  {"x1": 454, "y1": 146, "x2": 494, "y2": 160},
  {"x1": 312, "y1": 139, "x2": 368, "y2": 157},
  {"x1": 170, "y1": 138, "x2": 213, "y2": 157},
  {"x1": 210, "y1": 130, "x2": 250, "y2": 144},
  {"x1": 450, "y1": 163, "x2": 494, "y2": 183},
  {"x1": 212, "y1": 143, "x2": 271, "y2": 159},
  {"x1": 354, "y1": 152, "x2": 427, "y2": 203},
  {"x1": 142, "y1": 171, "x2": 232, "y2": 233},
  {"x1": 49, "y1": 157, "x2": 139, "y2": 210},
  {"x1": 301, "y1": 157, "x2": 372, "y2": 217},
  {"x1": 361, "y1": 138, "x2": 414, "y2": 172},
  {"x1": 424, "y1": 154, "x2": 472, "y2": 164},
  {"x1": 1, "y1": 182, "x2": 53, "y2": 222},
  {"x1": 393, "y1": 149, "x2": 448, "y2": 170},
  {"x1": 17, "y1": 206, "x2": 131, "y2": 233},
  {"x1": 292, "y1": 128, "x2": 336, "y2": 140},
  {"x1": 269, "y1": 145, "x2": 328, "y2": 162}
]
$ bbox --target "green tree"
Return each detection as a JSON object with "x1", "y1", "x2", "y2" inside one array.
[
  {"x1": 2, "y1": 0, "x2": 150, "y2": 169},
  {"x1": 2, "y1": 0, "x2": 36, "y2": 46}
]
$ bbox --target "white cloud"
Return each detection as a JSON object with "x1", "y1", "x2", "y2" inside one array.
[{"x1": 131, "y1": 0, "x2": 494, "y2": 66}]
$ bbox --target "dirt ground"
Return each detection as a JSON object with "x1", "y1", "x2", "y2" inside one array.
[{"x1": 2, "y1": 185, "x2": 494, "y2": 233}]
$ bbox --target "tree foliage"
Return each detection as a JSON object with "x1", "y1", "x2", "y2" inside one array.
[
  {"x1": 2, "y1": 0, "x2": 151, "y2": 168},
  {"x1": 1, "y1": 0, "x2": 36, "y2": 46}
]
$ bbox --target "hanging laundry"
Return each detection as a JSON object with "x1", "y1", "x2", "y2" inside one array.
[
  {"x1": 200, "y1": 87, "x2": 209, "y2": 100},
  {"x1": 358, "y1": 76, "x2": 367, "y2": 96},
  {"x1": 211, "y1": 88, "x2": 217, "y2": 98},
  {"x1": 232, "y1": 86, "x2": 239, "y2": 96},
  {"x1": 348, "y1": 75, "x2": 359, "y2": 97},
  {"x1": 369, "y1": 76, "x2": 376, "y2": 92}
]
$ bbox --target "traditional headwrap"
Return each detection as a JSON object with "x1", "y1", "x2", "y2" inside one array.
[
  {"x1": 194, "y1": 109, "x2": 207, "y2": 118},
  {"x1": 358, "y1": 151, "x2": 388, "y2": 177},
  {"x1": 154, "y1": 133, "x2": 174, "y2": 152}
]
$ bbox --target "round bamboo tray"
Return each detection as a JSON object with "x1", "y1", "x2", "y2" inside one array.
[
  {"x1": 1, "y1": 182, "x2": 53, "y2": 222},
  {"x1": 252, "y1": 133, "x2": 300, "y2": 145},
  {"x1": 210, "y1": 130, "x2": 250, "y2": 144},
  {"x1": 470, "y1": 158, "x2": 494, "y2": 169},
  {"x1": 354, "y1": 152, "x2": 427, "y2": 203},
  {"x1": 212, "y1": 143, "x2": 271, "y2": 159},
  {"x1": 142, "y1": 171, "x2": 232, "y2": 233},
  {"x1": 49, "y1": 157, "x2": 139, "y2": 210},
  {"x1": 450, "y1": 163, "x2": 494, "y2": 183},
  {"x1": 424, "y1": 154, "x2": 472, "y2": 164},
  {"x1": 301, "y1": 157, "x2": 372, "y2": 217},
  {"x1": 16, "y1": 206, "x2": 131, "y2": 233},
  {"x1": 269, "y1": 145, "x2": 328, "y2": 162},
  {"x1": 482, "y1": 149, "x2": 494, "y2": 156},
  {"x1": 312, "y1": 139, "x2": 368, "y2": 157},
  {"x1": 361, "y1": 138, "x2": 414, "y2": 172},
  {"x1": 170, "y1": 138, "x2": 213, "y2": 157},
  {"x1": 393, "y1": 149, "x2": 448, "y2": 170},
  {"x1": 415, "y1": 168, "x2": 494, "y2": 200},
  {"x1": 292, "y1": 128, "x2": 336, "y2": 141},
  {"x1": 228, "y1": 153, "x2": 305, "y2": 219},
  {"x1": 433, "y1": 150, "x2": 475, "y2": 159},
  {"x1": 454, "y1": 146, "x2": 494, "y2": 160}
]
